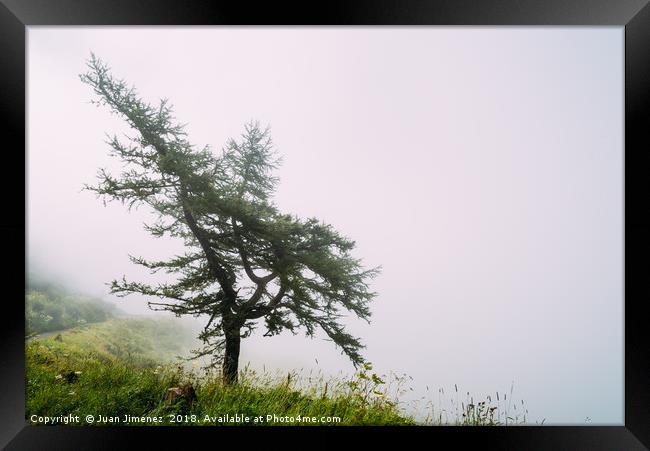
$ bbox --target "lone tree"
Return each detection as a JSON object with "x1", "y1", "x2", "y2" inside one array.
[{"x1": 80, "y1": 55, "x2": 379, "y2": 383}]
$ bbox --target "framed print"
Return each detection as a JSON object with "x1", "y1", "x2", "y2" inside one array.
[{"x1": 1, "y1": 0, "x2": 649, "y2": 449}]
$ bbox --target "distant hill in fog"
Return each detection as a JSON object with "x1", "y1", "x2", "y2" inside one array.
[{"x1": 26, "y1": 271, "x2": 120, "y2": 335}]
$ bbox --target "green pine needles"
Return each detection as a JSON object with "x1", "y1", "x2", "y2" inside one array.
[{"x1": 80, "y1": 54, "x2": 380, "y2": 384}]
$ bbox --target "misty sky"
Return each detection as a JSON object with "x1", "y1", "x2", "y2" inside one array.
[{"x1": 27, "y1": 27, "x2": 623, "y2": 425}]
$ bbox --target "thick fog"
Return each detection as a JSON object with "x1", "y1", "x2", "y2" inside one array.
[{"x1": 27, "y1": 27, "x2": 623, "y2": 424}]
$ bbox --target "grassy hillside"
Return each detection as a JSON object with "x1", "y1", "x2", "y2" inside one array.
[
  {"x1": 26, "y1": 318, "x2": 414, "y2": 425},
  {"x1": 28, "y1": 317, "x2": 198, "y2": 366},
  {"x1": 26, "y1": 276, "x2": 118, "y2": 335},
  {"x1": 24, "y1": 275, "x2": 527, "y2": 426}
]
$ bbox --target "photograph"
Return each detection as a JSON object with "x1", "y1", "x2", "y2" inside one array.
[{"x1": 24, "y1": 26, "x2": 624, "y2": 427}]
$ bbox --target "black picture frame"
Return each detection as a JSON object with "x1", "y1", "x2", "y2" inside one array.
[{"x1": 2, "y1": 1, "x2": 649, "y2": 448}]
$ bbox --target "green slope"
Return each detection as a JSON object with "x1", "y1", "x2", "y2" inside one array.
[{"x1": 26, "y1": 318, "x2": 414, "y2": 426}]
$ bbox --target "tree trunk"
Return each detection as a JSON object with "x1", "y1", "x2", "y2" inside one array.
[{"x1": 223, "y1": 328, "x2": 241, "y2": 384}]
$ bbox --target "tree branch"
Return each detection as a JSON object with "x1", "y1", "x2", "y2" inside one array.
[
  {"x1": 231, "y1": 217, "x2": 276, "y2": 284},
  {"x1": 247, "y1": 281, "x2": 287, "y2": 319}
]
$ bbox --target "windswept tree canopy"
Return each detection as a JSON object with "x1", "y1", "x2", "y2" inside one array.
[{"x1": 80, "y1": 54, "x2": 380, "y2": 372}]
